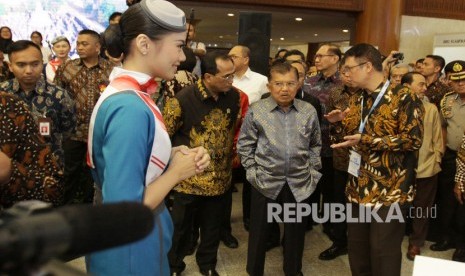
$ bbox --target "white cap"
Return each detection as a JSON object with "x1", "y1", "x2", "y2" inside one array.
[{"x1": 140, "y1": 0, "x2": 186, "y2": 32}]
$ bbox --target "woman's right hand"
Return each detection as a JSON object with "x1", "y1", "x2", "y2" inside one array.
[{"x1": 168, "y1": 150, "x2": 199, "y2": 182}]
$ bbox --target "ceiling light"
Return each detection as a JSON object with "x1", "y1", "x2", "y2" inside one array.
[
  {"x1": 314, "y1": 33, "x2": 318, "y2": 36},
  {"x1": 227, "y1": 13, "x2": 234, "y2": 17},
  {"x1": 295, "y1": 17, "x2": 303, "y2": 21},
  {"x1": 219, "y1": 35, "x2": 223, "y2": 38},
  {"x1": 342, "y1": 29, "x2": 349, "y2": 33},
  {"x1": 270, "y1": 38, "x2": 273, "y2": 41},
  {"x1": 280, "y1": 37, "x2": 284, "y2": 40}
]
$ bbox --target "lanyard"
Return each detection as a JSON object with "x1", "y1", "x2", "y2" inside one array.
[{"x1": 358, "y1": 81, "x2": 390, "y2": 133}]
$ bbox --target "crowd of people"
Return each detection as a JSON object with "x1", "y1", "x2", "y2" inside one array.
[{"x1": 0, "y1": 0, "x2": 465, "y2": 275}]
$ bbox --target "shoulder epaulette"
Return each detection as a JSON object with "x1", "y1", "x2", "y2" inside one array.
[{"x1": 440, "y1": 90, "x2": 455, "y2": 113}]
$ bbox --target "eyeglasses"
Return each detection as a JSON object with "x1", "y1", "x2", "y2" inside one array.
[
  {"x1": 271, "y1": 81, "x2": 298, "y2": 89},
  {"x1": 314, "y1": 54, "x2": 335, "y2": 60},
  {"x1": 340, "y1": 62, "x2": 368, "y2": 74},
  {"x1": 216, "y1": 73, "x2": 235, "y2": 81}
]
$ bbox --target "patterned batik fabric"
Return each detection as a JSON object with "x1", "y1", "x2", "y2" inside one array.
[
  {"x1": 163, "y1": 80, "x2": 241, "y2": 196},
  {"x1": 340, "y1": 84, "x2": 424, "y2": 206},
  {"x1": 425, "y1": 79, "x2": 450, "y2": 111},
  {"x1": 303, "y1": 72, "x2": 344, "y2": 157},
  {"x1": 455, "y1": 134, "x2": 465, "y2": 192},
  {"x1": 0, "y1": 77, "x2": 75, "y2": 165},
  {"x1": 0, "y1": 92, "x2": 63, "y2": 208},
  {"x1": 54, "y1": 58, "x2": 114, "y2": 142}
]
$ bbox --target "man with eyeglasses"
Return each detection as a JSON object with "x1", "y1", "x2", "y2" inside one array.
[
  {"x1": 163, "y1": 51, "x2": 241, "y2": 276},
  {"x1": 305, "y1": 43, "x2": 344, "y2": 244},
  {"x1": 326, "y1": 43, "x2": 423, "y2": 276},
  {"x1": 430, "y1": 61, "x2": 465, "y2": 262},
  {"x1": 238, "y1": 62, "x2": 321, "y2": 276}
]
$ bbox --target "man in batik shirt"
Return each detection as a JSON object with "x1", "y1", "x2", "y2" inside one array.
[
  {"x1": 326, "y1": 43, "x2": 423, "y2": 276},
  {"x1": 1, "y1": 40, "x2": 75, "y2": 167},
  {"x1": 54, "y1": 29, "x2": 114, "y2": 203},
  {"x1": 0, "y1": 92, "x2": 63, "y2": 208}
]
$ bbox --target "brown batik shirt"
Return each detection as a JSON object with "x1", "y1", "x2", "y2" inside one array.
[
  {"x1": 327, "y1": 85, "x2": 363, "y2": 172},
  {"x1": 0, "y1": 92, "x2": 63, "y2": 208},
  {"x1": 425, "y1": 79, "x2": 450, "y2": 111},
  {"x1": 54, "y1": 57, "x2": 114, "y2": 142},
  {"x1": 333, "y1": 84, "x2": 424, "y2": 206}
]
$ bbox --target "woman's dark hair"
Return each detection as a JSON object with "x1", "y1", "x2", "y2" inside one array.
[
  {"x1": 178, "y1": 47, "x2": 196, "y2": 71},
  {"x1": 0, "y1": 26, "x2": 13, "y2": 53},
  {"x1": 30, "y1": 31, "x2": 43, "y2": 46},
  {"x1": 30, "y1": 31, "x2": 43, "y2": 40},
  {"x1": 103, "y1": 3, "x2": 184, "y2": 59}
]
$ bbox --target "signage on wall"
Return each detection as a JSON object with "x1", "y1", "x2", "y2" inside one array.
[{"x1": 434, "y1": 33, "x2": 465, "y2": 47}]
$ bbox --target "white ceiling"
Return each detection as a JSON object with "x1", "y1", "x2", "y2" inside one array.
[{"x1": 172, "y1": 1, "x2": 356, "y2": 53}]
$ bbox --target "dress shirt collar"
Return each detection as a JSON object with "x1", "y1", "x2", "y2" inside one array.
[
  {"x1": 363, "y1": 81, "x2": 385, "y2": 100},
  {"x1": 315, "y1": 71, "x2": 340, "y2": 83},
  {"x1": 234, "y1": 67, "x2": 253, "y2": 81},
  {"x1": 265, "y1": 96, "x2": 298, "y2": 112},
  {"x1": 11, "y1": 76, "x2": 47, "y2": 96},
  {"x1": 77, "y1": 56, "x2": 106, "y2": 69},
  {"x1": 196, "y1": 78, "x2": 226, "y2": 101}
]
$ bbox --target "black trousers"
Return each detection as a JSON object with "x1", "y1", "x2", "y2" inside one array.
[
  {"x1": 221, "y1": 185, "x2": 234, "y2": 236},
  {"x1": 168, "y1": 191, "x2": 226, "y2": 273},
  {"x1": 247, "y1": 185, "x2": 307, "y2": 276},
  {"x1": 63, "y1": 140, "x2": 94, "y2": 204},
  {"x1": 308, "y1": 157, "x2": 334, "y2": 230},
  {"x1": 436, "y1": 148, "x2": 459, "y2": 243},
  {"x1": 331, "y1": 169, "x2": 348, "y2": 247},
  {"x1": 348, "y1": 204, "x2": 407, "y2": 276},
  {"x1": 232, "y1": 165, "x2": 251, "y2": 226},
  {"x1": 457, "y1": 201, "x2": 465, "y2": 249}
]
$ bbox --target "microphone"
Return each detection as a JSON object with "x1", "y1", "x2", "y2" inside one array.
[{"x1": 0, "y1": 202, "x2": 154, "y2": 273}]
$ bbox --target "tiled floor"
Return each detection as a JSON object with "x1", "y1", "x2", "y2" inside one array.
[{"x1": 67, "y1": 184, "x2": 456, "y2": 275}]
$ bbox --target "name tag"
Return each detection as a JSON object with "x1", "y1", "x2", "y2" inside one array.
[
  {"x1": 38, "y1": 117, "x2": 52, "y2": 137},
  {"x1": 348, "y1": 150, "x2": 361, "y2": 177}
]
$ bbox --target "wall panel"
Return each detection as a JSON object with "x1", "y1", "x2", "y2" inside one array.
[
  {"x1": 404, "y1": 0, "x2": 465, "y2": 20},
  {"x1": 183, "y1": 0, "x2": 364, "y2": 12}
]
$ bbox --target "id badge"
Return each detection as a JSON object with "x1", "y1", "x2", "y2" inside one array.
[
  {"x1": 38, "y1": 117, "x2": 52, "y2": 137},
  {"x1": 348, "y1": 150, "x2": 361, "y2": 177}
]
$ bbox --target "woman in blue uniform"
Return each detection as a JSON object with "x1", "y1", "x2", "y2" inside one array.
[{"x1": 86, "y1": 1, "x2": 210, "y2": 275}]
